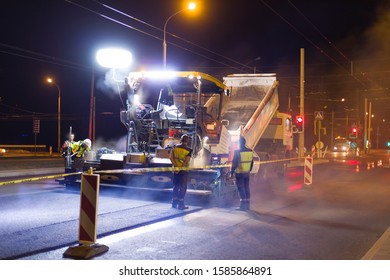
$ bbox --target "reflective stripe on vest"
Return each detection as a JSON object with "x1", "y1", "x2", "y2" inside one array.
[
  {"x1": 72, "y1": 141, "x2": 87, "y2": 158},
  {"x1": 236, "y1": 151, "x2": 253, "y2": 173},
  {"x1": 173, "y1": 147, "x2": 190, "y2": 167}
]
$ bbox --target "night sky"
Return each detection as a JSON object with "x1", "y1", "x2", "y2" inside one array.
[{"x1": 1, "y1": 0, "x2": 389, "y2": 150}]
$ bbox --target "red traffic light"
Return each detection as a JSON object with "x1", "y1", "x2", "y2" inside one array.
[{"x1": 295, "y1": 115, "x2": 304, "y2": 132}]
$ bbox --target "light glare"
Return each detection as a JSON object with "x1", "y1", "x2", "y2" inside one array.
[
  {"x1": 132, "y1": 71, "x2": 177, "y2": 80},
  {"x1": 96, "y1": 48, "x2": 132, "y2": 69},
  {"x1": 133, "y1": 93, "x2": 140, "y2": 105},
  {"x1": 188, "y1": 2, "x2": 196, "y2": 10}
]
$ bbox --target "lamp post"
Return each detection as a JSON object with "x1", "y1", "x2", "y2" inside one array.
[
  {"x1": 47, "y1": 78, "x2": 61, "y2": 152},
  {"x1": 89, "y1": 64, "x2": 95, "y2": 144},
  {"x1": 163, "y1": 2, "x2": 196, "y2": 69}
]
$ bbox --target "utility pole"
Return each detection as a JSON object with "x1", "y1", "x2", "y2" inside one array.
[
  {"x1": 89, "y1": 65, "x2": 95, "y2": 143},
  {"x1": 331, "y1": 109, "x2": 334, "y2": 148},
  {"x1": 299, "y1": 48, "x2": 305, "y2": 159},
  {"x1": 364, "y1": 98, "x2": 368, "y2": 154},
  {"x1": 368, "y1": 100, "x2": 372, "y2": 153}
]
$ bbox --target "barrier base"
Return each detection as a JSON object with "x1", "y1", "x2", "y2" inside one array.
[{"x1": 63, "y1": 243, "x2": 109, "y2": 260}]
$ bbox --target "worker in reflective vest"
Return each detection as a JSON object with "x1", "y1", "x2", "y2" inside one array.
[
  {"x1": 231, "y1": 136, "x2": 254, "y2": 211},
  {"x1": 170, "y1": 134, "x2": 192, "y2": 210},
  {"x1": 71, "y1": 138, "x2": 92, "y2": 171},
  {"x1": 63, "y1": 138, "x2": 91, "y2": 185},
  {"x1": 61, "y1": 132, "x2": 75, "y2": 170}
]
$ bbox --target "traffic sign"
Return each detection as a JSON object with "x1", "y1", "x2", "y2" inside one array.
[
  {"x1": 315, "y1": 141, "x2": 324, "y2": 149},
  {"x1": 314, "y1": 111, "x2": 324, "y2": 120},
  {"x1": 33, "y1": 119, "x2": 40, "y2": 134}
]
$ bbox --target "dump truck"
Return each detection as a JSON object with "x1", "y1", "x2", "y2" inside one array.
[
  {"x1": 83, "y1": 71, "x2": 293, "y2": 200},
  {"x1": 221, "y1": 74, "x2": 293, "y2": 181}
]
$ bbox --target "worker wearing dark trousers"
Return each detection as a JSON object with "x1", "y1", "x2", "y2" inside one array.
[
  {"x1": 172, "y1": 170, "x2": 189, "y2": 209},
  {"x1": 61, "y1": 133, "x2": 75, "y2": 172},
  {"x1": 170, "y1": 134, "x2": 192, "y2": 210},
  {"x1": 61, "y1": 133, "x2": 75, "y2": 185},
  {"x1": 231, "y1": 136, "x2": 254, "y2": 211},
  {"x1": 71, "y1": 138, "x2": 92, "y2": 171},
  {"x1": 66, "y1": 138, "x2": 92, "y2": 184}
]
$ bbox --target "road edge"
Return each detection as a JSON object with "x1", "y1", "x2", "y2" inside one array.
[{"x1": 361, "y1": 226, "x2": 390, "y2": 260}]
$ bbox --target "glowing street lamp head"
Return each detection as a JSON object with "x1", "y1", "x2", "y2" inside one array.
[
  {"x1": 96, "y1": 48, "x2": 132, "y2": 69},
  {"x1": 188, "y1": 2, "x2": 196, "y2": 10},
  {"x1": 46, "y1": 77, "x2": 59, "y2": 87}
]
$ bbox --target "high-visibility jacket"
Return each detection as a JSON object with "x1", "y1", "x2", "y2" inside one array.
[
  {"x1": 171, "y1": 144, "x2": 192, "y2": 168},
  {"x1": 232, "y1": 147, "x2": 254, "y2": 174},
  {"x1": 235, "y1": 151, "x2": 254, "y2": 173},
  {"x1": 71, "y1": 141, "x2": 90, "y2": 158}
]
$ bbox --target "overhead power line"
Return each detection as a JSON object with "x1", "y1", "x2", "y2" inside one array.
[
  {"x1": 259, "y1": 0, "x2": 373, "y2": 88},
  {"x1": 0, "y1": 42, "x2": 91, "y2": 72},
  {"x1": 91, "y1": 0, "x2": 253, "y2": 71},
  {"x1": 286, "y1": 0, "x2": 352, "y2": 63},
  {"x1": 65, "y1": 0, "x2": 253, "y2": 72}
]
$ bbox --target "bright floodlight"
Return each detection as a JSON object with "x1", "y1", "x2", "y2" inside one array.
[
  {"x1": 188, "y1": 2, "x2": 196, "y2": 10},
  {"x1": 96, "y1": 48, "x2": 132, "y2": 68}
]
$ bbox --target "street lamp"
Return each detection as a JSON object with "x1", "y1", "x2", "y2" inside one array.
[
  {"x1": 46, "y1": 77, "x2": 61, "y2": 152},
  {"x1": 163, "y1": 2, "x2": 196, "y2": 69}
]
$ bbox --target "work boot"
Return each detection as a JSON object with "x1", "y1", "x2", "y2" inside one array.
[
  {"x1": 171, "y1": 200, "x2": 178, "y2": 209},
  {"x1": 236, "y1": 200, "x2": 246, "y2": 211},
  {"x1": 237, "y1": 200, "x2": 249, "y2": 211},
  {"x1": 178, "y1": 202, "x2": 189, "y2": 210},
  {"x1": 245, "y1": 201, "x2": 250, "y2": 211}
]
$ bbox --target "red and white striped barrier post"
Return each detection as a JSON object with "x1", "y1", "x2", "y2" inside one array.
[
  {"x1": 311, "y1": 145, "x2": 316, "y2": 158},
  {"x1": 63, "y1": 168, "x2": 108, "y2": 259},
  {"x1": 304, "y1": 155, "x2": 313, "y2": 185}
]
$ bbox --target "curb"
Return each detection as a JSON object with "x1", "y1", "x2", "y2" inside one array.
[{"x1": 361, "y1": 227, "x2": 390, "y2": 260}]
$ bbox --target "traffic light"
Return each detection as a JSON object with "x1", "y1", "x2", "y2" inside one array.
[
  {"x1": 295, "y1": 115, "x2": 304, "y2": 132},
  {"x1": 350, "y1": 126, "x2": 358, "y2": 139}
]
